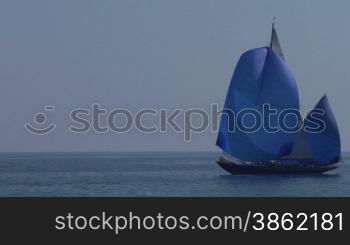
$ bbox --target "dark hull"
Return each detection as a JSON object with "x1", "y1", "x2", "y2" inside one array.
[{"x1": 217, "y1": 159, "x2": 338, "y2": 175}]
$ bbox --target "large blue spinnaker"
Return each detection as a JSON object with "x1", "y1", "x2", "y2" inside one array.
[{"x1": 216, "y1": 47, "x2": 300, "y2": 161}]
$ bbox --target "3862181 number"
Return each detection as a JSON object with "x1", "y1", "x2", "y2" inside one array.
[{"x1": 252, "y1": 212, "x2": 342, "y2": 231}]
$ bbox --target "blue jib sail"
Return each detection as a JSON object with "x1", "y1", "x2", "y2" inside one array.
[
  {"x1": 216, "y1": 47, "x2": 300, "y2": 161},
  {"x1": 303, "y1": 95, "x2": 341, "y2": 164}
]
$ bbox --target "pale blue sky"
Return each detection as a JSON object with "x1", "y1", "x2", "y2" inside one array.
[{"x1": 0, "y1": 0, "x2": 349, "y2": 151}]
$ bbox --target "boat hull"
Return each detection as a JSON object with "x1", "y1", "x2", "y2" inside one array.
[{"x1": 217, "y1": 158, "x2": 338, "y2": 175}]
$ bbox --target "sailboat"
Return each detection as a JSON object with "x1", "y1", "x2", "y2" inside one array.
[{"x1": 216, "y1": 21, "x2": 341, "y2": 174}]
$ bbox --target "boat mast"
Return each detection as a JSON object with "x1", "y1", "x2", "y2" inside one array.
[
  {"x1": 270, "y1": 17, "x2": 276, "y2": 48},
  {"x1": 269, "y1": 17, "x2": 284, "y2": 60}
]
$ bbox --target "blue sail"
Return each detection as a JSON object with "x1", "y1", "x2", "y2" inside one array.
[
  {"x1": 303, "y1": 95, "x2": 341, "y2": 164},
  {"x1": 216, "y1": 47, "x2": 300, "y2": 161}
]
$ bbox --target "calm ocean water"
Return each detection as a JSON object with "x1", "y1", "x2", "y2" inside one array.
[{"x1": 0, "y1": 152, "x2": 349, "y2": 197}]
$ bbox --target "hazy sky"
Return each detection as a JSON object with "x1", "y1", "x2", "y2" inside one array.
[{"x1": 0, "y1": 0, "x2": 349, "y2": 152}]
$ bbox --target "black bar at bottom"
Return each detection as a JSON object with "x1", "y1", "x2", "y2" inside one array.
[{"x1": 0, "y1": 198, "x2": 348, "y2": 243}]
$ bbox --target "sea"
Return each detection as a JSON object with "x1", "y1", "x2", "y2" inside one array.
[{"x1": 0, "y1": 152, "x2": 349, "y2": 197}]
